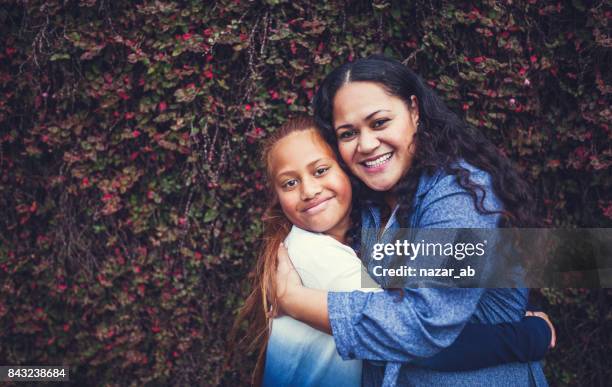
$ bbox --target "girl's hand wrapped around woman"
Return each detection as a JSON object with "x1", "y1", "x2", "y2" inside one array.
[
  {"x1": 275, "y1": 243, "x2": 331, "y2": 333},
  {"x1": 275, "y1": 243, "x2": 304, "y2": 314}
]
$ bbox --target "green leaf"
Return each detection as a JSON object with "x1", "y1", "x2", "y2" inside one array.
[
  {"x1": 372, "y1": 2, "x2": 390, "y2": 10},
  {"x1": 204, "y1": 209, "x2": 218, "y2": 222},
  {"x1": 50, "y1": 53, "x2": 70, "y2": 61}
]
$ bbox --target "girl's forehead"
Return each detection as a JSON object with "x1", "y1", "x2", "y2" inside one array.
[{"x1": 268, "y1": 130, "x2": 336, "y2": 175}]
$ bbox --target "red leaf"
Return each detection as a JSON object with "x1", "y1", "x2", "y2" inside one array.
[
  {"x1": 472, "y1": 56, "x2": 485, "y2": 63},
  {"x1": 117, "y1": 90, "x2": 129, "y2": 100}
]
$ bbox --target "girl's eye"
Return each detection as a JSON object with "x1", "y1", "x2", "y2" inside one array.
[
  {"x1": 338, "y1": 129, "x2": 356, "y2": 140},
  {"x1": 372, "y1": 119, "x2": 389, "y2": 128},
  {"x1": 314, "y1": 166, "x2": 330, "y2": 176},
  {"x1": 282, "y1": 179, "x2": 298, "y2": 189}
]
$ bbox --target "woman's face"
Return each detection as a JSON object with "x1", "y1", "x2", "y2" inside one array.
[
  {"x1": 268, "y1": 129, "x2": 352, "y2": 243},
  {"x1": 332, "y1": 81, "x2": 419, "y2": 193}
]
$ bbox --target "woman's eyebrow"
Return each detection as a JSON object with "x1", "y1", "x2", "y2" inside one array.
[{"x1": 334, "y1": 109, "x2": 391, "y2": 131}]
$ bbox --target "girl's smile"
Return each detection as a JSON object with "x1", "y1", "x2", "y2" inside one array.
[{"x1": 302, "y1": 196, "x2": 333, "y2": 214}]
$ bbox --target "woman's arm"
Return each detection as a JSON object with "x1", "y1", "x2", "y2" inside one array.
[
  {"x1": 278, "y1": 171, "x2": 492, "y2": 361},
  {"x1": 278, "y1": 243, "x2": 556, "y2": 368},
  {"x1": 278, "y1": 242, "x2": 486, "y2": 361},
  {"x1": 278, "y1": 241, "x2": 557, "y2": 368}
]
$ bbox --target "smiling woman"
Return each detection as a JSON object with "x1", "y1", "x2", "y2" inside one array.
[{"x1": 333, "y1": 81, "x2": 419, "y2": 196}]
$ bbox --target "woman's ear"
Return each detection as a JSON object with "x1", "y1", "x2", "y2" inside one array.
[
  {"x1": 410, "y1": 95, "x2": 418, "y2": 109},
  {"x1": 409, "y1": 95, "x2": 419, "y2": 125}
]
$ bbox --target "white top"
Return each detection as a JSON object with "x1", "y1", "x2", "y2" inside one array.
[
  {"x1": 263, "y1": 226, "x2": 378, "y2": 387},
  {"x1": 285, "y1": 226, "x2": 376, "y2": 291}
]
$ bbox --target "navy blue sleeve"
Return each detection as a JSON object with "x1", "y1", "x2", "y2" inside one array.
[{"x1": 414, "y1": 316, "x2": 551, "y2": 371}]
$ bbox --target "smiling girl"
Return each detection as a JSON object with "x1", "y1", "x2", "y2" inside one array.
[
  {"x1": 261, "y1": 117, "x2": 368, "y2": 387},
  {"x1": 234, "y1": 115, "x2": 552, "y2": 386}
]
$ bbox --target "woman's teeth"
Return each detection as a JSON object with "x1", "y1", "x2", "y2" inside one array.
[{"x1": 363, "y1": 153, "x2": 392, "y2": 168}]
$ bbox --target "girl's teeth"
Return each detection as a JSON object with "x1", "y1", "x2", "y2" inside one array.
[{"x1": 364, "y1": 153, "x2": 392, "y2": 167}]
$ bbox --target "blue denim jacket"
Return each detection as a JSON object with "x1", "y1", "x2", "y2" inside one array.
[{"x1": 327, "y1": 163, "x2": 548, "y2": 386}]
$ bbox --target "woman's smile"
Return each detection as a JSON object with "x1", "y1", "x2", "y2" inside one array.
[{"x1": 360, "y1": 152, "x2": 394, "y2": 171}]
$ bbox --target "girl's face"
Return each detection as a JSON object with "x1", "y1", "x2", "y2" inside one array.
[
  {"x1": 268, "y1": 129, "x2": 352, "y2": 242},
  {"x1": 332, "y1": 81, "x2": 419, "y2": 193}
]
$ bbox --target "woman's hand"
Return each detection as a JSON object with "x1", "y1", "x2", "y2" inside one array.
[
  {"x1": 275, "y1": 243, "x2": 304, "y2": 315},
  {"x1": 526, "y1": 311, "x2": 556, "y2": 349}
]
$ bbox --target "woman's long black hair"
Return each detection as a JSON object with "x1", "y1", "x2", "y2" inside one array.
[{"x1": 313, "y1": 55, "x2": 540, "y2": 229}]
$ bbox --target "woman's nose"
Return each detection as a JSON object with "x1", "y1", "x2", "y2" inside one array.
[
  {"x1": 357, "y1": 129, "x2": 380, "y2": 154},
  {"x1": 300, "y1": 176, "x2": 322, "y2": 200}
]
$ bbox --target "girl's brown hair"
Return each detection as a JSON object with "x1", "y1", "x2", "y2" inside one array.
[{"x1": 229, "y1": 115, "x2": 320, "y2": 386}]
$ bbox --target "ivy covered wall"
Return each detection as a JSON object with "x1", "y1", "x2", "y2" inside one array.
[{"x1": 0, "y1": 1, "x2": 610, "y2": 385}]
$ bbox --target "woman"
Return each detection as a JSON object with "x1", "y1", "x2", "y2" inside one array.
[{"x1": 275, "y1": 55, "x2": 549, "y2": 386}]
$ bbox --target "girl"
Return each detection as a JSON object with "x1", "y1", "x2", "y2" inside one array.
[
  {"x1": 235, "y1": 116, "x2": 552, "y2": 386},
  {"x1": 274, "y1": 56, "x2": 551, "y2": 386}
]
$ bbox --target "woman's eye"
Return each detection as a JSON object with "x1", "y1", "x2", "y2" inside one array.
[
  {"x1": 314, "y1": 167, "x2": 330, "y2": 176},
  {"x1": 338, "y1": 129, "x2": 356, "y2": 140},
  {"x1": 372, "y1": 119, "x2": 388, "y2": 128},
  {"x1": 282, "y1": 179, "x2": 298, "y2": 189}
]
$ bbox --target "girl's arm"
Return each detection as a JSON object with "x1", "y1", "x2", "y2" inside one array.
[
  {"x1": 276, "y1": 243, "x2": 331, "y2": 334},
  {"x1": 414, "y1": 316, "x2": 553, "y2": 371}
]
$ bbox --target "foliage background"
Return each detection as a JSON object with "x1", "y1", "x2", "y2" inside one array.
[{"x1": 0, "y1": 0, "x2": 610, "y2": 385}]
